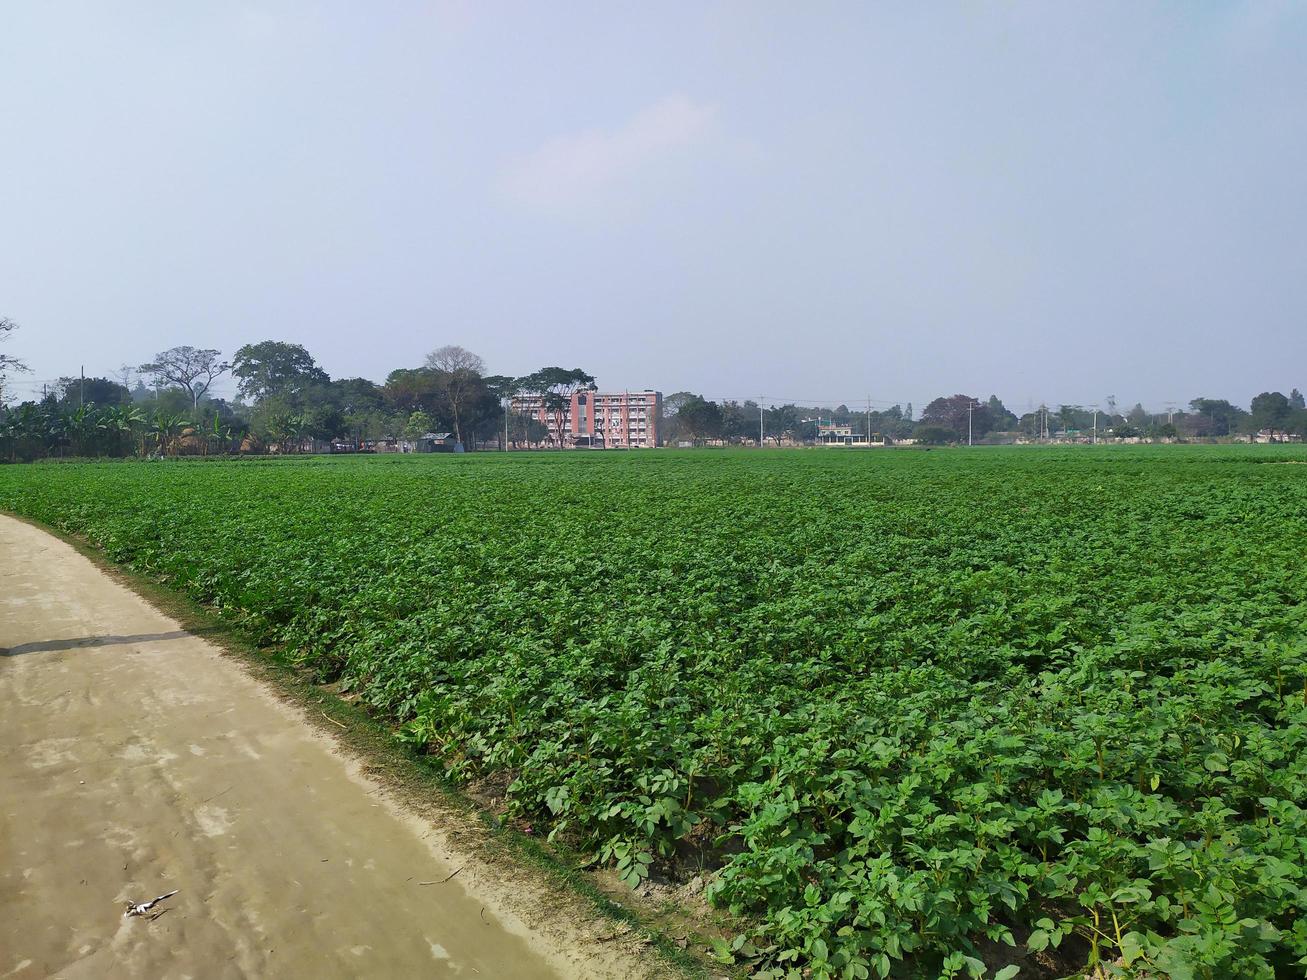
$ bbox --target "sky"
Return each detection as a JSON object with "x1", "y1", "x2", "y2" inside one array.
[{"x1": 2, "y1": 1, "x2": 1305, "y2": 413}]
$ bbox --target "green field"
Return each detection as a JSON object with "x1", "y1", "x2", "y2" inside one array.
[{"x1": 3, "y1": 447, "x2": 1305, "y2": 978}]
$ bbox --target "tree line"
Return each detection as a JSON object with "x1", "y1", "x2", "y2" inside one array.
[
  {"x1": 0, "y1": 322, "x2": 602, "y2": 460},
  {"x1": 1, "y1": 317, "x2": 1303, "y2": 460},
  {"x1": 653, "y1": 390, "x2": 1307, "y2": 446}
]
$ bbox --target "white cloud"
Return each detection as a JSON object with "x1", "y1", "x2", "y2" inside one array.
[{"x1": 497, "y1": 95, "x2": 717, "y2": 214}]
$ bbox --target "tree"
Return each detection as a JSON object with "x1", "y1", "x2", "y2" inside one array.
[
  {"x1": 676, "y1": 396, "x2": 723, "y2": 444},
  {"x1": 140, "y1": 346, "x2": 230, "y2": 409},
  {"x1": 518, "y1": 367, "x2": 595, "y2": 447},
  {"x1": 920, "y1": 394, "x2": 989, "y2": 442},
  {"x1": 326, "y1": 377, "x2": 387, "y2": 447},
  {"x1": 402, "y1": 410, "x2": 434, "y2": 441},
  {"x1": 1188, "y1": 398, "x2": 1247, "y2": 437},
  {"x1": 424, "y1": 345, "x2": 485, "y2": 445},
  {"x1": 1249, "y1": 391, "x2": 1291, "y2": 433},
  {"x1": 1289, "y1": 388, "x2": 1305, "y2": 411},
  {"x1": 476, "y1": 375, "x2": 518, "y2": 449},
  {"x1": 507, "y1": 411, "x2": 548, "y2": 448},
  {"x1": 0, "y1": 317, "x2": 31, "y2": 403},
  {"x1": 913, "y1": 425, "x2": 952, "y2": 445},
  {"x1": 765, "y1": 404, "x2": 803, "y2": 445},
  {"x1": 383, "y1": 368, "x2": 442, "y2": 415},
  {"x1": 231, "y1": 341, "x2": 329, "y2": 404},
  {"x1": 663, "y1": 391, "x2": 696, "y2": 417},
  {"x1": 55, "y1": 377, "x2": 130, "y2": 408},
  {"x1": 721, "y1": 400, "x2": 754, "y2": 444},
  {"x1": 986, "y1": 395, "x2": 1018, "y2": 431}
]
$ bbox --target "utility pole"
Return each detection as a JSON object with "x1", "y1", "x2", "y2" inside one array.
[
  {"x1": 759, "y1": 396, "x2": 764, "y2": 448},
  {"x1": 80, "y1": 366, "x2": 85, "y2": 408},
  {"x1": 968, "y1": 399, "x2": 974, "y2": 446},
  {"x1": 1092, "y1": 407, "x2": 1098, "y2": 444},
  {"x1": 866, "y1": 395, "x2": 872, "y2": 446}
]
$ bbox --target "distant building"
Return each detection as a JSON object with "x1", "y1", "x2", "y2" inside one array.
[
  {"x1": 814, "y1": 420, "x2": 881, "y2": 446},
  {"x1": 403, "y1": 432, "x2": 464, "y2": 453},
  {"x1": 511, "y1": 389, "x2": 662, "y2": 448},
  {"x1": 1253, "y1": 429, "x2": 1302, "y2": 444}
]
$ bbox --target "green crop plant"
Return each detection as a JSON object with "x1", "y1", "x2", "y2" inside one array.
[{"x1": 3, "y1": 446, "x2": 1305, "y2": 978}]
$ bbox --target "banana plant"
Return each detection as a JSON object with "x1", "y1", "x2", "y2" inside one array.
[
  {"x1": 205, "y1": 412, "x2": 233, "y2": 456},
  {"x1": 148, "y1": 411, "x2": 188, "y2": 456}
]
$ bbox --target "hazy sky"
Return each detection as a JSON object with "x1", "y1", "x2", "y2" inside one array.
[{"x1": 2, "y1": 2, "x2": 1304, "y2": 411}]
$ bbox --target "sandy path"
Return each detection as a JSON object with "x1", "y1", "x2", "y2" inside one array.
[{"x1": 0, "y1": 516, "x2": 617, "y2": 979}]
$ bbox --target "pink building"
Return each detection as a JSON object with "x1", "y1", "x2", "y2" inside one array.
[{"x1": 511, "y1": 389, "x2": 662, "y2": 448}]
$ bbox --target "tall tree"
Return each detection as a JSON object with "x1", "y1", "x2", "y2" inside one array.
[
  {"x1": 55, "y1": 377, "x2": 130, "y2": 407},
  {"x1": 1188, "y1": 398, "x2": 1246, "y2": 437},
  {"x1": 985, "y1": 395, "x2": 1018, "y2": 430},
  {"x1": 231, "y1": 341, "x2": 329, "y2": 404},
  {"x1": 518, "y1": 367, "x2": 595, "y2": 447},
  {"x1": 920, "y1": 394, "x2": 989, "y2": 441},
  {"x1": 424, "y1": 345, "x2": 485, "y2": 445},
  {"x1": 1249, "y1": 391, "x2": 1291, "y2": 432},
  {"x1": 0, "y1": 317, "x2": 31, "y2": 403},
  {"x1": 383, "y1": 368, "x2": 442, "y2": 415},
  {"x1": 140, "y1": 346, "x2": 230, "y2": 409},
  {"x1": 676, "y1": 396, "x2": 724, "y2": 444},
  {"x1": 480, "y1": 375, "x2": 520, "y2": 450},
  {"x1": 1289, "y1": 388, "x2": 1305, "y2": 411}
]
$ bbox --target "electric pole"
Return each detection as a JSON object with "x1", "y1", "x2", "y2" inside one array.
[{"x1": 759, "y1": 396, "x2": 764, "y2": 448}]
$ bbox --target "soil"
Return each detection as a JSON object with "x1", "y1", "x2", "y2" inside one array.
[{"x1": 0, "y1": 514, "x2": 672, "y2": 979}]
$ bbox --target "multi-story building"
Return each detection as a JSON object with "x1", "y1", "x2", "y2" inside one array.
[{"x1": 511, "y1": 388, "x2": 663, "y2": 448}]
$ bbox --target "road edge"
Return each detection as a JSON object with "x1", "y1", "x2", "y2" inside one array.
[{"x1": 0, "y1": 508, "x2": 726, "y2": 980}]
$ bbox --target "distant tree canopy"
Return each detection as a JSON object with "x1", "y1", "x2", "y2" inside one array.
[
  {"x1": 7, "y1": 324, "x2": 1307, "y2": 458},
  {"x1": 1188, "y1": 398, "x2": 1247, "y2": 437},
  {"x1": 54, "y1": 377, "x2": 131, "y2": 407},
  {"x1": 425, "y1": 345, "x2": 485, "y2": 444},
  {"x1": 676, "y1": 396, "x2": 724, "y2": 444},
  {"x1": 912, "y1": 425, "x2": 953, "y2": 445},
  {"x1": 140, "y1": 346, "x2": 230, "y2": 409},
  {"x1": 517, "y1": 367, "x2": 596, "y2": 446},
  {"x1": 920, "y1": 394, "x2": 990, "y2": 442},
  {"x1": 232, "y1": 341, "x2": 330, "y2": 403},
  {"x1": 0, "y1": 317, "x2": 30, "y2": 382},
  {"x1": 1250, "y1": 391, "x2": 1292, "y2": 432}
]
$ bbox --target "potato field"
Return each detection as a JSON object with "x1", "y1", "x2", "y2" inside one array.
[{"x1": 2, "y1": 447, "x2": 1305, "y2": 979}]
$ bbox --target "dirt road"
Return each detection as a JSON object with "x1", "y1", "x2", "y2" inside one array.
[{"x1": 0, "y1": 516, "x2": 648, "y2": 979}]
